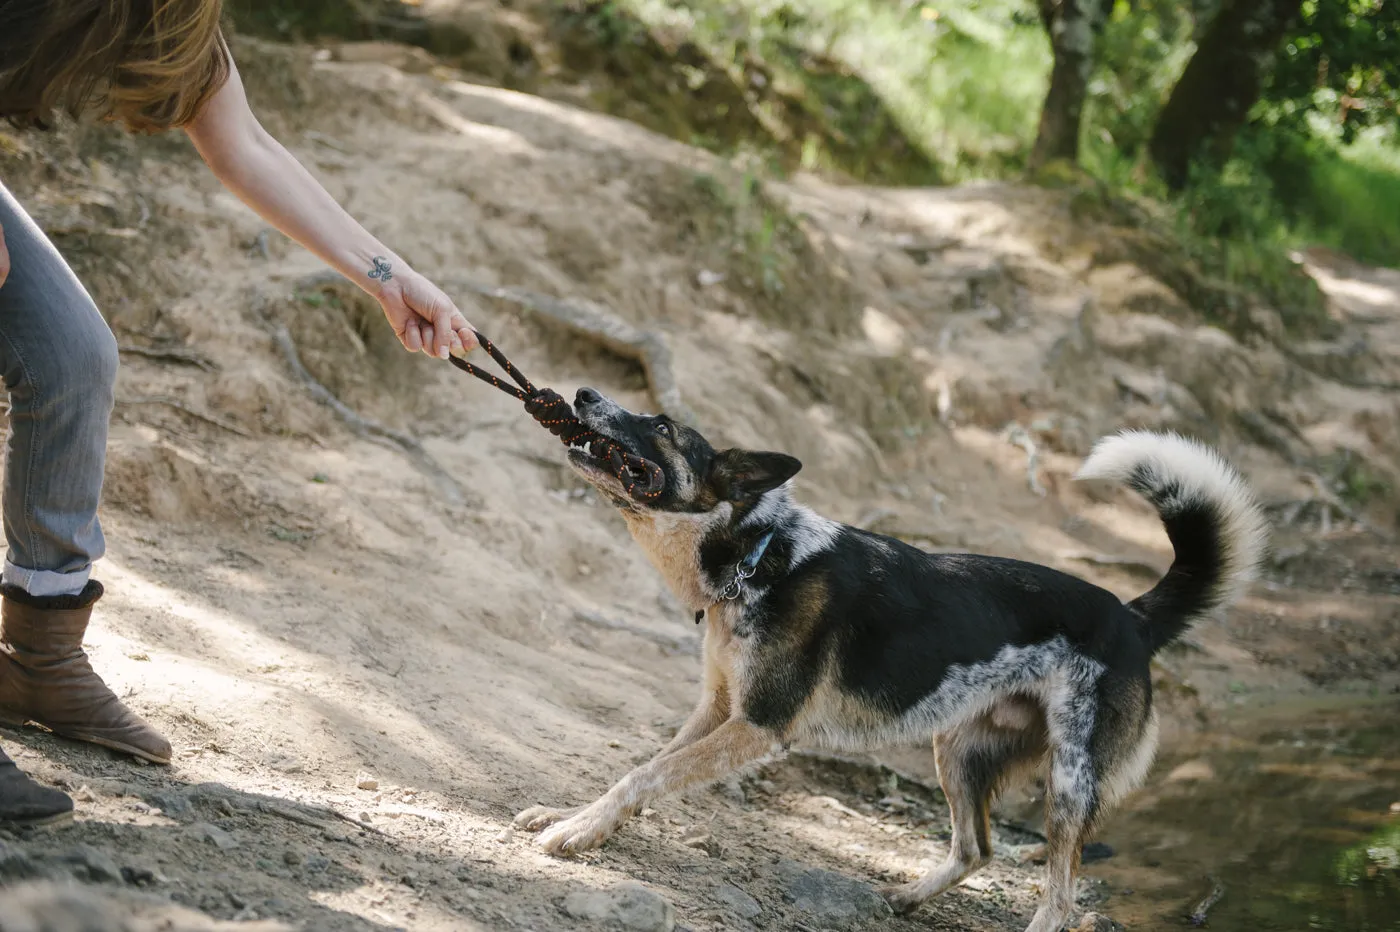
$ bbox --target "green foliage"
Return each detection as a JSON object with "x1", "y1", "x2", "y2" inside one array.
[
  {"x1": 688, "y1": 166, "x2": 798, "y2": 297},
  {"x1": 603, "y1": 0, "x2": 1047, "y2": 180},
  {"x1": 1336, "y1": 819, "x2": 1400, "y2": 886},
  {"x1": 1266, "y1": 0, "x2": 1400, "y2": 143},
  {"x1": 1084, "y1": 0, "x2": 1195, "y2": 158},
  {"x1": 223, "y1": 0, "x2": 379, "y2": 41},
  {"x1": 1071, "y1": 0, "x2": 1400, "y2": 319},
  {"x1": 1320, "y1": 448, "x2": 1393, "y2": 509},
  {"x1": 1293, "y1": 131, "x2": 1400, "y2": 266}
]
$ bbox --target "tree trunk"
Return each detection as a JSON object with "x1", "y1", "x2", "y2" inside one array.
[
  {"x1": 1028, "y1": 0, "x2": 1107, "y2": 171},
  {"x1": 1148, "y1": 0, "x2": 1303, "y2": 190}
]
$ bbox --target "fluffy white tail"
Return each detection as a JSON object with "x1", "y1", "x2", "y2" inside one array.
[{"x1": 1076, "y1": 430, "x2": 1269, "y2": 651}]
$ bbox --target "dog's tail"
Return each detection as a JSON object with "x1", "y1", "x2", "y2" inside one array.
[{"x1": 1075, "y1": 430, "x2": 1268, "y2": 653}]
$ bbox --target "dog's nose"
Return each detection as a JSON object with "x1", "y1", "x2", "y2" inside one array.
[{"x1": 575, "y1": 387, "x2": 602, "y2": 406}]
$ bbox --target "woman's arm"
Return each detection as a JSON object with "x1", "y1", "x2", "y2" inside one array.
[{"x1": 184, "y1": 55, "x2": 475, "y2": 359}]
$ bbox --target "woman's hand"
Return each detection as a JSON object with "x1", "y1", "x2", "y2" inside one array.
[
  {"x1": 375, "y1": 266, "x2": 478, "y2": 359},
  {"x1": 0, "y1": 221, "x2": 10, "y2": 290},
  {"x1": 184, "y1": 54, "x2": 482, "y2": 360}
]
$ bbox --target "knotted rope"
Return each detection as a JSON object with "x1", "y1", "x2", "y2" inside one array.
[{"x1": 449, "y1": 332, "x2": 664, "y2": 501}]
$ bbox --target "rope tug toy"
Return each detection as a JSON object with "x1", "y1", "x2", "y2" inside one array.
[{"x1": 448, "y1": 331, "x2": 665, "y2": 501}]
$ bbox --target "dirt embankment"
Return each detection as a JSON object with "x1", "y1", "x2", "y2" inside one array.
[{"x1": 0, "y1": 30, "x2": 1396, "y2": 932}]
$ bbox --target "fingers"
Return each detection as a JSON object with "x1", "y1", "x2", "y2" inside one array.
[
  {"x1": 401, "y1": 320, "x2": 424, "y2": 354},
  {"x1": 434, "y1": 308, "x2": 475, "y2": 359},
  {"x1": 451, "y1": 309, "x2": 478, "y2": 355}
]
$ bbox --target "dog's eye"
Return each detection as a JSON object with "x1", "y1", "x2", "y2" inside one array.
[{"x1": 655, "y1": 421, "x2": 671, "y2": 437}]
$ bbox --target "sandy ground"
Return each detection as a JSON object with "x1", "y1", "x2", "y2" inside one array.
[{"x1": 0, "y1": 36, "x2": 1396, "y2": 932}]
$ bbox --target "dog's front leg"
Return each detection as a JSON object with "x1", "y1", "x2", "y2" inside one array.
[
  {"x1": 536, "y1": 718, "x2": 780, "y2": 856},
  {"x1": 515, "y1": 632, "x2": 732, "y2": 834},
  {"x1": 511, "y1": 686, "x2": 729, "y2": 833}
]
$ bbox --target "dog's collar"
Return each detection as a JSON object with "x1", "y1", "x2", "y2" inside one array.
[{"x1": 695, "y1": 529, "x2": 776, "y2": 624}]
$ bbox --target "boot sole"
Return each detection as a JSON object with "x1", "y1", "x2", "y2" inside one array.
[
  {"x1": 0, "y1": 808, "x2": 75, "y2": 829},
  {"x1": 0, "y1": 711, "x2": 171, "y2": 766}
]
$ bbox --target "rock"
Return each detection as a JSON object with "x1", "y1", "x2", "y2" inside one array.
[
  {"x1": 191, "y1": 822, "x2": 240, "y2": 851},
  {"x1": 714, "y1": 883, "x2": 762, "y2": 920},
  {"x1": 561, "y1": 881, "x2": 676, "y2": 932},
  {"x1": 0, "y1": 880, "x2": 291, "y2": 930},
  {"x1": 121, "y1": 865, "x2": 158, "y2": 886},
  {"x1": 282, "y1": 849, "x2": 302, "y2": 867},
  {"x1": 145, "y1": 790, "x2": 195, "y2": 821},
  {"x1": 0, "y1": 841, "x2": 48, "y2": 881},
  {"x1": 355, "y1": 772, "x2": 379, "y2": 791},
  {"x1": 777, "y1": 860, "x2": 893, "y2": 928},
  {"x1": 1081, "y1": 841, "x2": 1115, "y2": 864},
  {"x1": 1075, "y1": 912, "x2": 1127, "y2": 932},
  {"x1": 303, "y1": 855, "x2": 331, "y2": 874},
  {"x1": 679, "y1": 826, "x2": 722, "y2": 858},
  {"x1": 59, "y1": 845, "x2": 123, "y2": 884}
]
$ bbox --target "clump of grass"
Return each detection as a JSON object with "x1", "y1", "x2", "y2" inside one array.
[
  {"x1": 1297, "y1": 133, "x2": 1400, "y2": 268},
  {"x1": 688, "y1": 165, "x2": 802, "y2": 298}
]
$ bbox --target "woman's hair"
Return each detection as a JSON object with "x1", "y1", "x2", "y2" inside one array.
[{"x1": 0, "y1": 0, "x2": 230, "y2": 133}]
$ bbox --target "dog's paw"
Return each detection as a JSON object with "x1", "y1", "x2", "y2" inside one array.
[
  {"x1": 879, "y1": 882, "x2": 927, "y2": 916},
  {"x1": 537, "y1": 808, "x2": 616, "y2": 857},
  {"x1": 512, "y1": 805, "x2": 582, "y2": 832}
]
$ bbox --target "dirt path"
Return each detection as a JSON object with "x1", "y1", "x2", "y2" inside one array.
[{"x1": 0, "y1": 37, "x2": 1395, "y2": 931}]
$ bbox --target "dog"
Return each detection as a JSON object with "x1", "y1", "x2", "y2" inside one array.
[{"x1": 513, "y1": 387, "x2": 1267, "y2": 932}]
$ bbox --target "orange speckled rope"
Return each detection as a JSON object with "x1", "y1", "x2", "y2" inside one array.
[{"x1": 449, "y1": 331, "x2": 664, "y2": 501}]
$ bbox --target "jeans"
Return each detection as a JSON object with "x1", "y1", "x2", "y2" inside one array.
[{"x1": 0, "y1": 181, "x2": 118, "y2": 598}]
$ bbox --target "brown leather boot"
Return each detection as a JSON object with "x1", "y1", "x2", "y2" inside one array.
[
  {"x1": 0, "y1": 581, "x2": 171, "y2": 764},
  {"x1": 0, "y1": 745, "x2": 73, "y2": 826}
]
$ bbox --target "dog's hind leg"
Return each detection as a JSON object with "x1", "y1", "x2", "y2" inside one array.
[
  {"x1": 1024, "y1": 673, "x2": 1104, "y2": 932},
  {"x1": 884, "y1": 706, "x2": 1047, "y2": 915},
  {"x1": 1024, "y1": 755, "x2": 1096, "y2": 932}
]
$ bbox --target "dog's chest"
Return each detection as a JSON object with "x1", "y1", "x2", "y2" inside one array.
[{"x1": 624, "y1": 509, "x2": 729, "y2": 608}]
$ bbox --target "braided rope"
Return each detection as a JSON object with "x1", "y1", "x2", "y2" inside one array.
[{"x1": 449, "y1": 332, "x2": 664, "y2": 501}]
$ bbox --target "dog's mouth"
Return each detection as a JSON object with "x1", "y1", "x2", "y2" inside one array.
[{"x1": 564, "y1": 434, "x2": 665, "y2": 498}]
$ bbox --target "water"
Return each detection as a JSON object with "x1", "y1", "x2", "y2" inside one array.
[{"x1": 1087, "y1": 696, "x2": 1400, "y2": 931}]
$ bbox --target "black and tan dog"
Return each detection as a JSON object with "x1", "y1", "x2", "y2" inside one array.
[{"x1": 514, "y1": 387, "x2": 1267, "y2": 932}]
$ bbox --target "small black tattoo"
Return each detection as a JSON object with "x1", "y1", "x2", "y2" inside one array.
[{"x1": 368, "y1": 256, "x2": 393, "y2": 283}]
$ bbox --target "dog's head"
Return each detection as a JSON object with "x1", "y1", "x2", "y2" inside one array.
[{"x1": 569, "y1": 387, "x2": 801, "y2": 516}]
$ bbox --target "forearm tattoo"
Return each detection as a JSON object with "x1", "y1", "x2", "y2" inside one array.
[{"x1": 368, "y1": 256, "x2": 394, "y2": 283}]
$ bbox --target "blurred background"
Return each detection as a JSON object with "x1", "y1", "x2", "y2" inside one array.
[{"x1": 0, "y1": 1, "x2": 1396, "y2": 930}]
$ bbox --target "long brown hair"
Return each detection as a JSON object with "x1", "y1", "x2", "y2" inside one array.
[{"x1": 0, "y1": 0, "x2": 230, "y2": 133}]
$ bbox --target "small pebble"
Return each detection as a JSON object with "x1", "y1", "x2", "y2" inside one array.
[
  {"x1": 356, "y1": 772, "x2": 379, "y2": 791},
  {"x1": 495, "y1": 826, "x2": 514, "y2": 844}
]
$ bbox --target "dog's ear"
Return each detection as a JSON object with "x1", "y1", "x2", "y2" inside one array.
[{"x1": 710, "y1": 449, "x2": 802, "y2": 502}]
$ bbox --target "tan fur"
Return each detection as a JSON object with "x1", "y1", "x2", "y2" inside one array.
[
  {"x1": 621, "y1": 506, "x2": 731, "y2": 609},
  {"x1": 887, "y1": 705, "x2": 1049, "y2": 914},
  {"x1": 528, "y1": 716, "x2": 781, "y2": 856}
]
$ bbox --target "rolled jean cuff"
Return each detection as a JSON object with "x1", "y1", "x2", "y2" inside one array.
[{"x1": 2, "y1": 559, "x2": 91, "y2": 598}]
